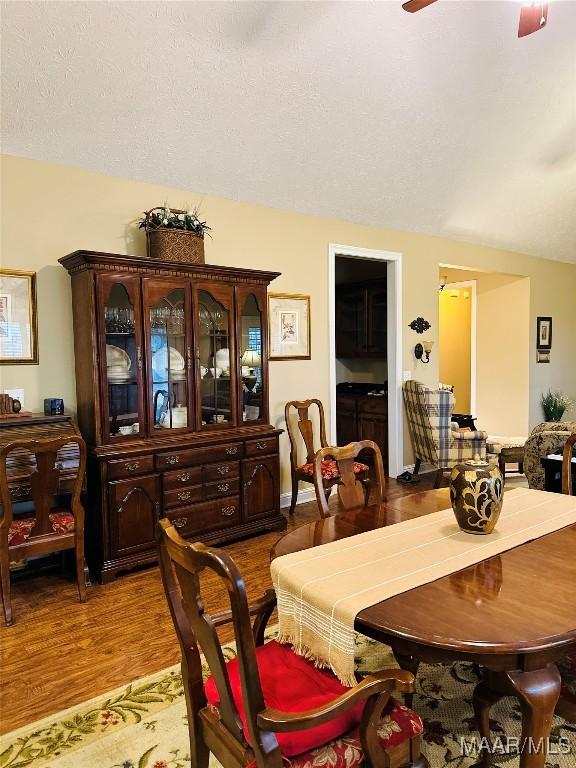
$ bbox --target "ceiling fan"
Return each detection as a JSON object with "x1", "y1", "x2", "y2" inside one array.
[{"x1": 402, "y1": 1, "x2": 548, "y2": 38}]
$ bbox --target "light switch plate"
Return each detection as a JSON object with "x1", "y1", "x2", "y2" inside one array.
[{"x1": 403, "y1": 371, "x2": 412, "y2": 382}]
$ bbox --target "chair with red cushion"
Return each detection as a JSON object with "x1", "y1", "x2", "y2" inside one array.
[
  {"x1": 157, "y1": 518, "x2": 427, "y2": 768},
  {"x1": 313, "y1": 440, "x2": 386, "y2": 518},
  {"x1": 285, "y1": 399, "x2": 369, "y2": 517},
  {"x1": 0, "y1": 435, "x2": 87, "y2": 625}
]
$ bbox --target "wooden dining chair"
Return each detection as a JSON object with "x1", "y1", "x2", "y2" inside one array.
[
  {"x1": 0, "y1": 435, "x2": 87, "y2": 625},
  {"x1": 562, "y1": 432, "x2": 576, "y2": 495},
  {"x1": 557, "y1": 433, "x2": 576, "y2": 722},
  {"x1": 313, "y1": 440, "x2": 385, "y2": 518},
  {"x1": 285, "y1": 399, "x2": 369, "y2": 514},
  {"x1": 157, "y1": 517, "x2": 427, "y2": 768}
]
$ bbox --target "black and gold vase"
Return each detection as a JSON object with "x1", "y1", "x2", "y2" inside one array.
[{"x1": 450, "y1": 457, "x2": 503, "y2": 535}]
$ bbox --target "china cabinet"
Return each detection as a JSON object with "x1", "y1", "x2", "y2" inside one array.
[{"x1": 60, "y1": 250, "x2": 283, "y2": 581}]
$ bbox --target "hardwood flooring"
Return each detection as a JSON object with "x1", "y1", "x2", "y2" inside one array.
[{"x1": 0, "y1": 472, "x2": 525, "y2": 734}]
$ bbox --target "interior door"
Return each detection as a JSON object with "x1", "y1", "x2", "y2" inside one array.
[
  {"x1": 193, "y1": 282, "x2": 237, "y2": 430},
  {"x1": 142, "y1": 278, "x2": 193, "y2": 435},
  {"x1": 96, "y1": 274, "x2": 146, "y2": 443}
]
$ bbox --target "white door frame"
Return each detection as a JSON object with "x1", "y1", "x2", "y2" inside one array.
[
  {"x1": 328, "y1": 244, "x2": 403, "y2": 477},
  {"x1": 439, "y1": 280, "x2": 477, "y2": 415}
]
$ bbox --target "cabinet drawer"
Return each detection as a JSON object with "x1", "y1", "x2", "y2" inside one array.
[
  {"x1": 358, "y1": 397, "x2": 387, "y2": 415},
  {"x1": 107, "y1": 455, "x2": 154, "y2": 480},
  {"x1": 203, "y1": 461, "x2": 240, "y2": 482},
  {"x1": 164, "y1": 484, "x2": 203, "y2": 509},
  {"x1": 245, "y1": 437, "x2": 278, "y2": 457},
  {"x1": 163, "y1": 466, "x2": 203, "y2": 491},
  {"x1": 156, "y1": 443, "x2": 244, "y2": 470},
  {"x1": 165, "y1": 496, "x2": 241, "y2": 537},
  {"x1": 204, "y1": 478, "x2": 240, "y2": 500}
]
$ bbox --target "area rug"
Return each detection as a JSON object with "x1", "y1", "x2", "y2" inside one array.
[{"x1": 1, "y1": 630, "x2": 574, "y2": 768}]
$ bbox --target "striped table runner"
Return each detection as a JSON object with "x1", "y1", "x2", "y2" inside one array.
[{"x1": 271, "y1": 488, "x2": 576, "y2": 686}]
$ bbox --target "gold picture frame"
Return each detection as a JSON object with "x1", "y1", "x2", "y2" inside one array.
[
  {"x1": 0, "y1": 269, "x2": 39, "y2": 364},
  {"x1": 268, "y1": 293, "x2": 311, "y2": 360}
]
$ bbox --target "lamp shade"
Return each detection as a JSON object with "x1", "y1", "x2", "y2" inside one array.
[{"x1": 241, "y1": 349, "x2": 261, "y2": 367}]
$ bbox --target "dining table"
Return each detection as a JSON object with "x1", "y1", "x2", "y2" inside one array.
[{"x1": 271, "y1": 488, "x2": 576, "y2": 768}]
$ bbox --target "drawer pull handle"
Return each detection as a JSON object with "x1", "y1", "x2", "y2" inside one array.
[
  {"x1": 256, "y1": 441, "x2": 268, "y2": 450},
  {"x1": 222, "y1": 506, "x2": 236, "y2": 517},
  {"x1": 173, "y1": 516, "x2": 188, "y2": 529},
  {"x1": 217, "y1": 466, "x2": 230, "y2": 475},
  {"x1": 166, "y1": 455, "x2": 179, "y2": 465},
  {"x1": 217, "y1": 482, "x2": 230, "y2": 492},
  {"x1": 226, "y1": 446, "x2": 238, "y2": 455},
  {"x1": 126, "y1": 462, "x2": 140, "y2": 472},
  {"x1": 177, "y1": 473, "x2": 191, "y2": 483},
  {"x1": 177, "y1": 491, "x2": 192, "y2": 502}
]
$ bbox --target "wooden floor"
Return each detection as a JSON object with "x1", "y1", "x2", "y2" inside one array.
[{"x1": 0, "y1": 472, "x2": 521, "y2": 734}]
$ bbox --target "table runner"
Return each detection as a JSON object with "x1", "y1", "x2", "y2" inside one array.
[{"x1": 272, "y1": 488, "x2": 576, "y2": 686}]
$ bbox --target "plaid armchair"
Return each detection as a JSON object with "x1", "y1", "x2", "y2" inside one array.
[{"x1": 403, "y1": 380, "x2": 488, "y2": 487}]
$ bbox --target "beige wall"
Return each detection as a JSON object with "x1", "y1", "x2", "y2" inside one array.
[
  {"x1": 1, "y1": 155, "x2": 575, "y2": 491},
  {"x1": 439, "y1": 288, "x2": 472, "y2": 413},
  {"x1": 442, "y1": 268, "x2": 531, "y2": 437}
]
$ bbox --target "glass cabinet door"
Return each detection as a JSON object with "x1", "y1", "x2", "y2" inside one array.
[
  {"x1": 96, "y1": 274, "x2": 145, "y2": 442},
  {"x1": 143, "y1": 279, "x2": 192, "y2": 433},
  {"x1": 236, "y1": 285, "x2": 267, "y2": 424},
  {"x1": 194, "y1": 283, "x2": 236, "y2": 430}
]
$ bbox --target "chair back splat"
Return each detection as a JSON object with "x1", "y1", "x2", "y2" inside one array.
[{"x1": 313, "y1": 440, "x2": 385, "y2": 517}]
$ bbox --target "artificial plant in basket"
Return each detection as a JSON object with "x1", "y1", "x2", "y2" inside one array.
[{"x1": 138, "y1": 206, "x2": 211, "y2": 264}]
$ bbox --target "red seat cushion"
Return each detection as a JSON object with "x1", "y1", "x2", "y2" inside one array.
[
  {"x1": 297, "y1": 459, "x2": 369, "y2": 480},
  {"x1": 7, "y1": 511, "x2": 75, "y2": 546},
  {"x1": 7, "y1": 515, "x2": 36, "y2": 546},
  {"x1": 204, "y1": 639, "x2": 422, "y2": 758},
  {"x1": 49, "y1": 510, "x2": 76, "y2": 534}
]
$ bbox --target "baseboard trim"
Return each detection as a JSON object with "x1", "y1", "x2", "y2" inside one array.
[{"x1": 279, "y1": 486, "x2": 318, "y2": 509}]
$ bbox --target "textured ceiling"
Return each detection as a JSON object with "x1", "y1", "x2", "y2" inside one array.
[{"x1": 2, "y1": 1, "x2": 576, "y2": 263}]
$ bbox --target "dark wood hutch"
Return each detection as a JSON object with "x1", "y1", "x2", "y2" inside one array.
[{"x1": 60, "y1": 250, "x2": 285, "y2": 582}]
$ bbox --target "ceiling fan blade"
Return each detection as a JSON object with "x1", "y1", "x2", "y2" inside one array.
[
  {"x1": 402, "y1": 0, "x2": 438, "y2": 13},
  {"x1": 518, "y1": 3, "x2": 548, "y2": 37}
]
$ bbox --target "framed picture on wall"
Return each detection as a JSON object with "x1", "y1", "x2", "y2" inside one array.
[
  {"x1": 0, "y1": 269, "x2": 39, "y2": 364},
  {"x1": 268, "y1": 293, "x2": 311, "y2": 360},
  {"x1": 536, "y1": 316, "x2": 552, "y2": 350}
]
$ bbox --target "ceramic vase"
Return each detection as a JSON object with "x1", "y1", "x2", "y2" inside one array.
[{"x1": 449, "y1": 458, "x2": 503, "y2": 535}]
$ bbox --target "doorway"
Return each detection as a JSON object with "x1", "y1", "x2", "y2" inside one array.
[
  {"x1": 438, "y1": 279, "x2": 477, "y2": 415},
  {"x1": 328, "y1": 245, "x2": 403, "y2": 477}
]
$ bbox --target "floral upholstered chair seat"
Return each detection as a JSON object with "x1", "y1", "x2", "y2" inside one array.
[
  {"x1": 297, "y1": 459, "x2": 369, "y2": 480},
  {"x1": 204, "y1": 639, "x2": 423, "y2": 767},
  {"x1": 7, "y1": 510, "x2": 76, "y2": 546},
  {"x1": 524, "y1": 421, "x2": 576, "y2": 490}
]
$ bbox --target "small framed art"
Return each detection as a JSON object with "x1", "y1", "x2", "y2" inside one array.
[
  {"x1": 268, "y1": 293, "x2": 311, "y2": 360},
  {"x1": 536, "y1": 316, "x2": 552, "y2": 350},
  {"x1": 0, "y1": 269, "x2": 38, "y2": 364}
]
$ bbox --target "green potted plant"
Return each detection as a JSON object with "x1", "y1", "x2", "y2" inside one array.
[
  {"x1": 541, "y1": 389, "x2": 573, "y2": 421},
  {"x1": 139, "y1": 206, "x2": 211, "y2": 263}
]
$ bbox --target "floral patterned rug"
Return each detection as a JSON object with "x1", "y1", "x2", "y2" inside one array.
[{"x1": 1, "y1": 629, "x2": 574, "y2": 768}]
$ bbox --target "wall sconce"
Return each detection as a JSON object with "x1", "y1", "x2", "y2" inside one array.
[{"x1": 415, "y1": 340, "x2": 434, "y2": 364}]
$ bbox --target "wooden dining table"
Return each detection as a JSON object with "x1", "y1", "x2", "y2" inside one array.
[{"x1": 271, "y1": 488, "x2": 576, "y2": 768}]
